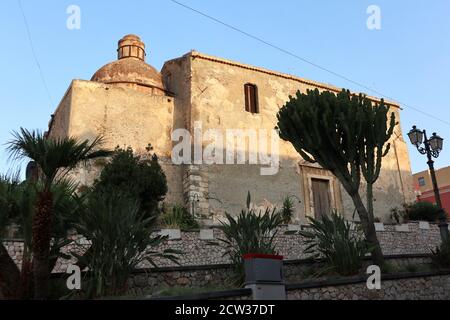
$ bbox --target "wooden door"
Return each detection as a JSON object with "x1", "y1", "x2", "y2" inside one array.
[{"x1": 312, "y1": 178, "x2": 331, "y2": 219}]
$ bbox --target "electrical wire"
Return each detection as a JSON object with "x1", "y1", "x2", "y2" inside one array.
[
  {"x1": 169, "y1": 0, "x2": 450, "y2": 126},
  {"x1": 18, "y1": 0, "x2": 54, "y2": 108}
]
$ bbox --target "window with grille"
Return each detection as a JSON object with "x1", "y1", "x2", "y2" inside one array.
[
  {"x1": 418, "y1": 177, "x2": 426, "y2": 186},
  {"x1": 244, "y1": 83, "x2": 259, "y2": 114}
]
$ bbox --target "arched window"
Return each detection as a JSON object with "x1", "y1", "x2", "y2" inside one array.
[{"x1": 244, "y1": 83, "x2": 259, "y2": 114}]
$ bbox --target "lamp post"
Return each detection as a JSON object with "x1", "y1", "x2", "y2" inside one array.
[{"x1": 407, "y1": 126, "x2": 448, "y2": 241}]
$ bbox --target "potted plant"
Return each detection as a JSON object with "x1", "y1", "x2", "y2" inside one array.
[
  {"x1": 243, "y1": 253, "x2": 284, "y2": 284},
  {"x1": 213, "y1": 192, "x2": 284, "y2": 286}
]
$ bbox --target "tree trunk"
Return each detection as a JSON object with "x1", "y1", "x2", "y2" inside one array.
[
  {"x1": 18, "y1": 259, "x2": 34, "y2": 299},
  {"x1": 0, "y1": 242, "x2": 20, "y2": 299},
  {"x1": 32, "y1": 191, "x2": 53, "y2": 299},
  {"x1": 350, "y1": 192, "x2": 384, "y2": 267}
]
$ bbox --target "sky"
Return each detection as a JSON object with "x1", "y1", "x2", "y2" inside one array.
[{"x1": 0, "y1": 0, "x2": 449, "y2": 176}]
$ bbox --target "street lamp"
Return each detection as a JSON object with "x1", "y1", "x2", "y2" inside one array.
[{"x1": 407, "y1": 125, "x2": 448, "y2": 241}]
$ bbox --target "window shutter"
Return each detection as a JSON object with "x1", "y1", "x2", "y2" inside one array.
[{"x1": 244, "y1": 84, "x2": 258, "y2": 114}]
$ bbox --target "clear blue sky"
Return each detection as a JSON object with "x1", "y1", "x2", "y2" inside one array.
[{"x1": 0, "y1": 0, "x2": 449, "y2": 175}]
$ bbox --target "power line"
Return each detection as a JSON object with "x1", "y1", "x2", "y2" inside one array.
[
  {"x1": 169, "y1": 0, "x2": 450, "y2": 127},
  {"x1": 18, "y1": 0, "x2": 54, "y2": 108}
]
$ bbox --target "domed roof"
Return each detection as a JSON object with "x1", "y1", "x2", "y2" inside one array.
[{"x1": 91, "y1": 35, "x2": 166, "y2": 93}]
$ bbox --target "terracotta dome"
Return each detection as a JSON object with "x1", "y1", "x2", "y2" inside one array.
[{"x1": 91, "y1": 35, "x2": 167, "y2": 94}]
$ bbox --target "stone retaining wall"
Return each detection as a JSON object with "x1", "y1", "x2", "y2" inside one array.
[
  {"x1": 3, "y1": 221, "x2": 443, "y2": 273},
  {"x1": 123, "y1": 255, "x2": 433, "y2": 296},
  {"x1": 286, "y1": 271, "x2": 450, "y2": 300}
]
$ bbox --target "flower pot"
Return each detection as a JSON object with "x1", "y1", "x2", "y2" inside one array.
[{"x1": 243, "y1": 253, "x2": 284, "y2": 284}]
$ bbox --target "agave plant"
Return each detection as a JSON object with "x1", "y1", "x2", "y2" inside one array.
[
  {"x1": 215, "y1": 192, "x2": 283, "y2": 286},
  {"x1": 72, "y1": 189, "x2": 180, "y2": 298},
  {"x1": 300, "y1": 212, "x2": 372, "y2": 276}
]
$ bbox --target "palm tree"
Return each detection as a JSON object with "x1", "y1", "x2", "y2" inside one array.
[{"x1": 6, "y1": 128, "x2": 112, "y2": 299}]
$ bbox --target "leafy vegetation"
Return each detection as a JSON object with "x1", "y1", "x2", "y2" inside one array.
[
  {"x1": 93, "y1": 145, "x2": 167, "y2": 219},
  {"x1": 279, "y1": 196, "x2": 295, "y2": 224},
  {"x1": 407, "y1": 202, "x2": 441, "y2": 222},
  {"x1": 214, "y1": 192, "x2": 283, "y2": 286},
  {"x1": 431, "y1": 240, "x2": 450, "y2": 269},
  {"x1": 390, "y1": 202, "x2": 441, "y2": 223},
  {"x1": 389, "y1": 205, "x2": 408, "y2": 224},
  {"x1": 3, "y1": 129, "x2": 111, "y2": 299},
  {"x1": 160, "y1": 204, "x2": 199, "y2": 230},
  {"x1": 72, "y1": 190, "x2": 180, "y2": 298},
  {"x1": 277, "y1": 89, "x2": 395, "y2": 266},
  {"x1": 0, "y1": 175, "x2": 87, "y2": 299},
  {"x1": 300, "y1": 212, "x2": 372, "y2": 276}
]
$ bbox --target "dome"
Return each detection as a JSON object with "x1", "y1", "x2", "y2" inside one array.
[{"x1": 91, "y1": 35, "x2": 167, "y2": 94}]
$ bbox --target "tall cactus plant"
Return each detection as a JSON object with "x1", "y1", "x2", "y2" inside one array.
[
  {"x1": 359, "y1": 97, "x2": 396, "y2": 224},
  {"x1": 276, "y1": 88, "x2": 395, "y2": 266}
]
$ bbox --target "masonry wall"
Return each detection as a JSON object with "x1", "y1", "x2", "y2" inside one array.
[
  {"x1": 48, "y1": 79, "x2": 184, "y2": 204},
  {"x1": 4, "y1": 221, "x2": 443, "y2": 273},
  {"x1": 124, "y1": 255, "x2": 432, "y2": 296},
  {"x1": 171, "y1": 52, "x2": 414, "y2": 223},
  {"x1": 287, "y1": 273, "x2": 450, "y2": 300}
]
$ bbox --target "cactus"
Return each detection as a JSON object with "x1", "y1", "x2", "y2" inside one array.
[{"x1": 276, "y1": 88, "x2": 395, "y2": 267}]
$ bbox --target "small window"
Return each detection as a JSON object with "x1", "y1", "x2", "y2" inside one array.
[
  {"x1": 244, "y1": 83, "x2": 259, "y2": 114},
  {"x1": 418, "y1": 177, "x2": 425, "y2": 186}
]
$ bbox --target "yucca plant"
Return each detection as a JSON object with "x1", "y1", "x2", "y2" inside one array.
[
  {"x1": 214, "y1": 192, "x2": 283, "y2": 286},
  {"x1": 300, "y1": 212, "x2": 372, "y2": 276},
  {"x1": 72, "y1": 189, "x2": 180, "y2": 298},
  {"x1": 279, "y1": 196, "x2": 295, "y2": 224}
]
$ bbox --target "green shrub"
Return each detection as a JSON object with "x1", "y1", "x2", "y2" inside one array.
[
  {"x1": 73, "y1": 190, "x2": 180, "y2": 298},
  {"x1": 389, "y1": 206, "x2": 407, "y2": 224},
  {"x1": 406, "y1": 202, "x2": 441, "y2": 222},
  {"x1": 161, "y1": 205, "x2": 199, "y2": 230},
  {"x1": 300, "y1": 212, "x2": 372, "y2": 276},
  {"x1": 214, "y1": 192, "x2": 283, "y2": 286},
  {"x1": 279, "y1": 196, "x2": 295, "y2": 224},
  {"x1": 431, "y1": 240, "x2": 450, "y2": 269},
  {"x1": 93, "y1": 145, "x2": 167, "y2": 219}
]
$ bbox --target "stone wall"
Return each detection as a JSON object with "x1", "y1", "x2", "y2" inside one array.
[
  {"x1": 171, "y1": 51, "x2": 415, "y2": 223},
  {"x1": 286, "y1": 272, "x2": 450, "y2": 300},
  {"x1": 48, "y1": 79, "x2": 185, "y2": 204},
  {"x1": 4, "y1": 221, "x2": 444, "y2": 274},
  {"x1": 124, "y1": 255, "x2": 432, "y2": 296}
]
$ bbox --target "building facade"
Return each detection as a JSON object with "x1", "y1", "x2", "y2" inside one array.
[
  {"x1": 47, "y1": 35, "x2": 415, "y2": 224},
  {"x1": 413, "y1": 166, "x2": 450, "y2": 214}
]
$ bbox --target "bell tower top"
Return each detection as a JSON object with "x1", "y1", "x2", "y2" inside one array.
[{"x1": 117, "y1": 34, "x2": 146, "y2": 61}]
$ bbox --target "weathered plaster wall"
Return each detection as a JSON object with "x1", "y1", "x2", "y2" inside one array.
[
  {"x1": 48, "y1": 85, "x2": 73, "y2": 139},
  {"x1": 48, "y1": 50, "x2": 414, "y2": 222},
  {"x1": 182, "y1": 52, "x2": 414, "y2": 222},
  {"x1": 49, "y1": 79, "x2": 184, "y2": 204}
]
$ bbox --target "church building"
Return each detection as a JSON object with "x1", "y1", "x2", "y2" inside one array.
[{"x1": 46, "y1": 34, "x2": 414, "y2": 224}]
